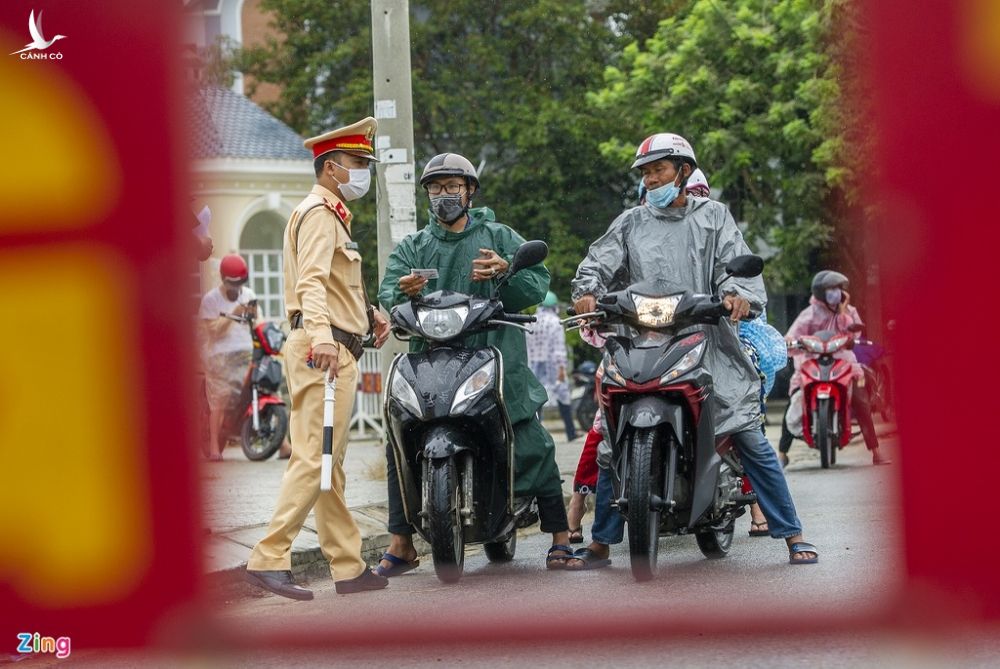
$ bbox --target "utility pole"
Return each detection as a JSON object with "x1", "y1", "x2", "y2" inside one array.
[{"x1": 371, "y1": 0, "x2": 417, "y2": 394}]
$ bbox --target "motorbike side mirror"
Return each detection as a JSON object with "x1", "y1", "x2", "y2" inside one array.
[
  {"x1": 508, "y1": 240, "x2": 549, "y2": 276},
  {"x1": 725, "y1": 254, "x2": 764, "y2": 278},
  {"x1": 495, "y1": 241, "x2": 548, "y2": 295}
]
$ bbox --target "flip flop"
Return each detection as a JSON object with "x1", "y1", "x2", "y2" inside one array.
[
  {"x1": 788, "y1": 542, "x2": 819, "y2": 565},
  {"x1": 748, "y1": 520, "x2": 769, "y2": 537},
  {"x1": 374, "y1": 552, "x2": 420, "y2": 577},
  {"x1": 565, "y1": 547, "x2": 611, "y2": 571},
  {"x1": 546, "y1": 544, "x2": 575, "y2": 570},
  {"x1": 568, "y1": 527, "x2": 585, "y2": 544}
]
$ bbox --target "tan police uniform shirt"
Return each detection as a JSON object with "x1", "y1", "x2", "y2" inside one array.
[{"x1": 283, "y1": 185, "x2": 368, "y2": 347}]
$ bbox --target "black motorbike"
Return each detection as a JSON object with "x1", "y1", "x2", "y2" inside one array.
[
  {"x1": 567, "y1": 255, "x2": 764, "y2": 581},
  {"x1": 383, "y1": 241, "x2": 549, "y2": 583}
]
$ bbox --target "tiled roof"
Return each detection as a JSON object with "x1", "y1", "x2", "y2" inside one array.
[{"x1": 188, "y1": 85, "x2": 310, "y2": 161}]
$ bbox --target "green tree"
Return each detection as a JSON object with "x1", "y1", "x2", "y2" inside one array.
[
  {"x1": 588, "y1": 0, "x2": 861, "y2": 290},
  {"x1": 236, "y1": 0, "x2": 661, "y2": 299}
]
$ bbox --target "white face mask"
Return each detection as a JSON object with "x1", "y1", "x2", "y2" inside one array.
[{"x1": 332, "y1": 163, "x2": 371, "y2": 201}]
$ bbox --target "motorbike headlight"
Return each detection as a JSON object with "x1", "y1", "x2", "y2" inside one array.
[
  {"x1": 450, "y1": 360, "x2": 496, "y2": 414},
  {"x1": 827, "y1": 334, "x2": 850, "y2": 352},
  {"x1": 633, "y1": 294, "x2": 682, "y2": 328},
  {"x1": 799, "y1": 337, "x2": 825, "y2": 354},
  {"x1": 417, "y1": 306, "x2": 469, "y2": 341},
  {"x1": 660, "y1": 342, "x2": 706, "y2": 383},
  {"x1": 390, "y1": 372, "x2": 422, "y2": 417}
]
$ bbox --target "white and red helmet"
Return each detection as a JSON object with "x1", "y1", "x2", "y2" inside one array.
[
  {"x1": 632, "y1": 133, "x2": 698, "y2": 170},
  {"x1": 686, "y1": 168, "x2": 710, "y2": 195}
]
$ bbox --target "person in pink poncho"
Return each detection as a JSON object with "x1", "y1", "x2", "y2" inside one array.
[{"x1": 778, "y1": 270, "x2": 891, "y2": 466}]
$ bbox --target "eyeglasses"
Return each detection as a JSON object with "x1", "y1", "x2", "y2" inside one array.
[{"x1": 425, "y1": 183, "x2": 466, "y2": 195}]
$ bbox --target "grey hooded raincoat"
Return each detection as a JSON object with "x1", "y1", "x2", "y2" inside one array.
[{"x1": 571, "y1": 197, "x2": 766, "y2": 436}]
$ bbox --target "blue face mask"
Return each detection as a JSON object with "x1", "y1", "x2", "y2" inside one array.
[
  {"x1": 646, "y1": 179, "x2": 681, "y2": 209},
  {"x1": 825, "y1": 288, "x2": 842, "y2": 306}
]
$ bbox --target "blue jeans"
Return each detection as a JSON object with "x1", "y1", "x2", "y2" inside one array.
[{"x1": 590, "y1": 428, "x2": 803, "y2": 544}]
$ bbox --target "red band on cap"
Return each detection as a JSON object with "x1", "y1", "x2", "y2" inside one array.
[{"x1": 312, "y1": 134, "x2": 374, "y2": 158}]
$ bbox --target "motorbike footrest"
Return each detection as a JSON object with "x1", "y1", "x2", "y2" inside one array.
[{"x1": 734, "y1": 493, "x2": 757, "y2": 505}]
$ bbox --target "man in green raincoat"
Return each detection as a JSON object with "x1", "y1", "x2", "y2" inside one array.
[{"x1": 375, "y1": 153, "x2": 572, "y2": 574}]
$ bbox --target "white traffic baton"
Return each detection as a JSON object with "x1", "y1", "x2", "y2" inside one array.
[{"x1": 320, "y1": 375, "x2": 337, "y2": 492}]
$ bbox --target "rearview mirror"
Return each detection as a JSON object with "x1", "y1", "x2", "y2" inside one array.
[
  {"x1": 508, "y1": 240, "x2": 549, "y2": 276},
  {"x1": 725, "y1": 254, "x2": 764, "y2": 278}
]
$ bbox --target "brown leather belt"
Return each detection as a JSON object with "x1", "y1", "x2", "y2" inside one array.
[{"x1": 289, "y1": 312, "x2": 364, "y2": 361}]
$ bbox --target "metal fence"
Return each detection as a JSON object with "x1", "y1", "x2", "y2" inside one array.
[{"x1": 350, "y1": 348, "x2": 384, "y2": 439}]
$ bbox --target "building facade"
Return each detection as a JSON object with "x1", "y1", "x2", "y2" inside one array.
[{"x1": 188, "y1": 85, "x2": 312, "y2": 321}]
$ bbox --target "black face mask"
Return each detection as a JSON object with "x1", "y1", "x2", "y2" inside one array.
[{"x1": 430, "y1": 194, "x2": 467, "y2": 224}]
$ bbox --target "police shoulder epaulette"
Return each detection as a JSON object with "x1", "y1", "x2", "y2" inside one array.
[{"x1": 322, "y1": 197, "x2": 349, "y2": 225}]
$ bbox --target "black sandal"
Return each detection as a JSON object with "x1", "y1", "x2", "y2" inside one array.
[
  {"x1": 546, "y1": 544, "x2": 574, "y2": 570},
  {"x1": 748, "y1": 520, "x2": 769, "y2": 537},
  {"x1": 568, "y1": 527, "x2": 584, "y2": 544},
  {"x1": 565, "y1": 547, "x2": 611, "y2": 571},
  {"x1": 788, "y1": 541, "x2": 819, "y2": 565}
]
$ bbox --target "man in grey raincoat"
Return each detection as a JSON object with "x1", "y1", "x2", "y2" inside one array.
[
  {"x1": 375, "y1": 153, "x2": 573, "y2": 575},
  {"x1": 566, "y1": 133, "x2": 818, "y2": 569}
]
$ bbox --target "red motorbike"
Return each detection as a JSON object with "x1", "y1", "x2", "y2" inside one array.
[
  {"x1": 201, "y1": 313, "x2": 289, "y2": 461},
  {"x1": 787, "y1": 324, "x2": 862, "y2": 468}
]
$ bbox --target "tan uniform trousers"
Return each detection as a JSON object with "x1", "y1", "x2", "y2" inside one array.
[{"x1": 247, "y1": 328, "x2": 364, "y2": 581}]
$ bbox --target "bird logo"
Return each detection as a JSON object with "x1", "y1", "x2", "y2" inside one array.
[{"x1": 10, "y1": 10, "x2": 67, "y2": 56}]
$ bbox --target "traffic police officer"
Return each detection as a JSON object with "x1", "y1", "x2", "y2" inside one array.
[{"x1": 246, "y1": 117, "x2": 392, "y2": 598}]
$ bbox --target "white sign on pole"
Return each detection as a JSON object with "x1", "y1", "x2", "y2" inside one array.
[{"x1": 375, "y1": 99, "x2": 397, "y2": 119}]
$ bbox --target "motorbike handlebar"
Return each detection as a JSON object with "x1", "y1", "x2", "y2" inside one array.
[{"x1": 502, "y1": 313, "x2": 536, "y2": 323}]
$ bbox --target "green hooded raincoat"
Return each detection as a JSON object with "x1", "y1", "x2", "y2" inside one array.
[{"x1": 378, "y1": 207, "x2": 563, "y2": 498}]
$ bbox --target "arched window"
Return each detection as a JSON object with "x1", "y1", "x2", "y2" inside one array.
[{"x1": 239, "y1": 210, "x2": 285, "y2": 320}]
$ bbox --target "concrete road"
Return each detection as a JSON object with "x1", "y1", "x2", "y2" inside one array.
[{"x1": 209, "y1": 429, "x2": 904, "y2": 628}]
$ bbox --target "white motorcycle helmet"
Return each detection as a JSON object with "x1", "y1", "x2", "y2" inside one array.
[
  {"x1": 631, "y1": 133, "x2": 698, "y2": 170},
  {"x1": 686, "y1": 168, "x2": 710, "y2": 196}
]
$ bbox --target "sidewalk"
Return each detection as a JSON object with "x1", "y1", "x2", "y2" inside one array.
[{"x1": 201, "y1": 418, "x2": 584, "y2": 586}]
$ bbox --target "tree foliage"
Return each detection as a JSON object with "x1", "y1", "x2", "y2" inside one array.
[
  {"x1": 233, "y1": 0, "x2": 863, "y2": 296},
  {"x1": 589, "y1": 0, "x2": 861, "y2": 290},
  {"x1": 237, "y1": 0, "x2": 639, "y2": 299}
]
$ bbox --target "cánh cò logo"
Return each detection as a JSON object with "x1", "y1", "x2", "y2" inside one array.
[{"x1": 9, "y1": 10, "x2": 66, "y2": 59}]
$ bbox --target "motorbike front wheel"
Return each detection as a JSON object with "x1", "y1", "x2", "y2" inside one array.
[
  {"x1": 484, "y1": 531, "x2": 517, "y2": 563},
  {"x1": 817, "y1": 399, "x2": 833, "y2": 469},
  {"x1": 626, "y1": 427, "x2": 664, "y2": 582},
  {"x1": 427, "y1": 456, "x2": 465, "y2": 583},
  {"x1": 240, "y1": 404, "x2": 288, "y2": 461},
  {"x1": 695, "y1": 517, "x2": 735, "y2": 559}
]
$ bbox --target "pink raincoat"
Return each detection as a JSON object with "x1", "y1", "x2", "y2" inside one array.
[{"x1": 785, "y1": 296, "x2": 864, "y2": 394}]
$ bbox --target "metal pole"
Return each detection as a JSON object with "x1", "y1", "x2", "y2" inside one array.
[{"x1": 371, "y1": 0, "x2": 417, "y2": 397}]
